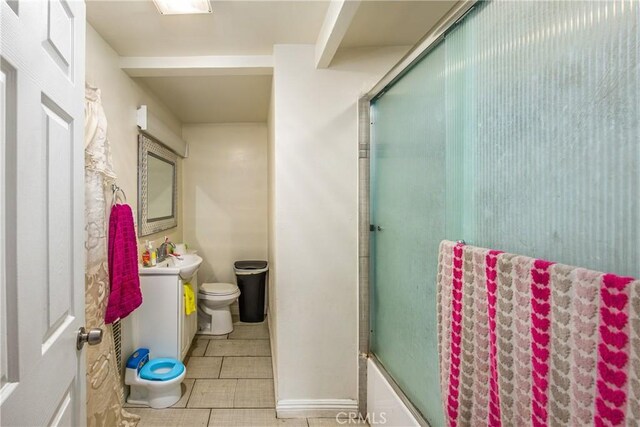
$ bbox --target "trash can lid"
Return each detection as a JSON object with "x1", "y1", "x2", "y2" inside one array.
[
  {"x1": 234, "y1": 260, "x2": 268, "y2": 270},
  {"x1": 234, "y1": 260, "x2": 268, "y2": 275}
]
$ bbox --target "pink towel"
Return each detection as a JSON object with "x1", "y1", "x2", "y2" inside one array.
[
  {"x1": 437, "y1": 240, "x2": 640, "y2": 427},
  {"x1": 105, "y1": 204, "x2": 142, "y2": 323}
]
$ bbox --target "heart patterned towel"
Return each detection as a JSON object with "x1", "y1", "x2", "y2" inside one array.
[{"x1": 437, "y1": 240, "x2": 639, "y2": 427}]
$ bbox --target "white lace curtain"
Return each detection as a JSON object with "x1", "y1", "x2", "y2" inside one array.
[{"x1": 84, "y1": 84, "x2": 138, "y2": 427}]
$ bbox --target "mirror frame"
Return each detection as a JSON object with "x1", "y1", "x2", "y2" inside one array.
[{"x1": 138, "y1": 133, "x2": 178, "y2": 236}]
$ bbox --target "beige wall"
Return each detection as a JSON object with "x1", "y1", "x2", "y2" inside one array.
[
  {"x1": 270, "y1": 45, "x2": 404, "y2": 411},
  {"x1": 267, "y1": 81, "x2": 278, "y2": 390},
  {"x1": 182, "y1": 124, "x2": 268, "y2": 285},
  {"x1": 85, "y1": 24, "x2": 184, "y2": 370},
  {"x1": 86, "y1": 24, "x2": 184, "y2": 251},
  {"x1": 87, "y1": 21, "x2": 401, "y2": 409}
]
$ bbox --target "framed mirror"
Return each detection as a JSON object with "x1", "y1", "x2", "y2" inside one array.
[{"x1": 138, "y1": 133, "x2": 178, "y2": 236}]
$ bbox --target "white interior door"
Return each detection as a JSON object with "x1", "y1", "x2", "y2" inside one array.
[{"x1": 1, "y1": 0, "x2": 86, "y2": 425}]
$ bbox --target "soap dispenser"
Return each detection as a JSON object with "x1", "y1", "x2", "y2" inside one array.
[
  {"x1": 149, "y1": 241, "x2": 157, "y2": 266},
  {"x1": 142, "y1": 240, "x2": 151, "y2": 267}
]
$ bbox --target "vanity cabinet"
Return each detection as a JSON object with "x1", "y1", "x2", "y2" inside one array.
[
  {"x1": 135, "y1": 273, "x2": 198, "y2": 361},
  {"x1": 181, "y1": 279, "x2": 198, "y2": 358}
]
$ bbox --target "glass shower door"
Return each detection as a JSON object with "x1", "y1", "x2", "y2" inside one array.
[
  {"x1": 369, "y1": 42, "x2": 448, "y2": 426},
  {"x1": 369, "y1": 1, "x2": 639, "y2": 425}
]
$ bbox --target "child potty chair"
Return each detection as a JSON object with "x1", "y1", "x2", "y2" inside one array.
[{"x1": 125, "y1": 348, "x2": 186, "y2": 408}]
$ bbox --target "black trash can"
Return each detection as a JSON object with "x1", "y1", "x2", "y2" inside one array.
[{"x1": 234, "y1": 260, "x2": 268, "y2": 323}]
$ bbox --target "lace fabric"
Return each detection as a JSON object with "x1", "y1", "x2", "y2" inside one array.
[{"x1": 85, "y1": 84, "x2": 139, "y2": 427}]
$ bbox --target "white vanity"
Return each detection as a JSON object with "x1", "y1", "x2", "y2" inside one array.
[{"x1": 136, "y1": 254, "x2": 203, "y2": 361}]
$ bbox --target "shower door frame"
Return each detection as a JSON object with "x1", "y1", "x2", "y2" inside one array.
[{"x1": 356, "y1": 1, "x2": 476, "y2": 423}]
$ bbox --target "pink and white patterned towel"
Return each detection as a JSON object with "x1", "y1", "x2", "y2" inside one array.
[{"x1": 436, "y1": 240, "x2": 640, "y2": 427}]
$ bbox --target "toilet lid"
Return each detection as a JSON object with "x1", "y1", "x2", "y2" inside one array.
[
  {"x1": 200, "y1": 282, "x2": 239, "y2": 296},
  {"x1": 140, "y1": 358, "x2": 185, "y2": 381}
]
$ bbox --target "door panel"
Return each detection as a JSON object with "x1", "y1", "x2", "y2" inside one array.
[
  {"x1": 44, "y1": 0, "x2": 74, "y2": 76},
  {"x1": 1, "y1": 0, "x2": 86, "y2": 425},
  {"x1": 0, "y1": 66, "x2": 5, "y2": 386},
  {"x1": 49, "y1": 385, "x2": 74, "y2": 427},
  {"x1": 43, "y1": 97, "x2": 74, "y2": 344},
  {"x1": 1, "y1": 22, "x2": 18, "y2": 396}
]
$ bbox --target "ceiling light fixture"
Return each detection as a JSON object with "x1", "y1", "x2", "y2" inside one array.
[{"x1": 152, "y1": 0, "x2": 212, "y2": 15}]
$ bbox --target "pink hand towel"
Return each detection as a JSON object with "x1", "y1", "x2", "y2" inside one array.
[{"x1": 105, "y1": 204, "x2": 142, "y2": 323}]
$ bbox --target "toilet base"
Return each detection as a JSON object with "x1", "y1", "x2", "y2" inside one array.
[
  {"x1": 197, "y1": 304, "x2": 234, "y2": 335},
  {"x1": 127, "y1": 383, "x2": 182, "y2": 409}
]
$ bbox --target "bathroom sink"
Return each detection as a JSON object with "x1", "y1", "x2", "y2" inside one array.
[
  {"x1": 139, "y1": 253, "x2": 203, "y2": 280},
  {"x1": 173, "y1": 254, "x2": 203, "y2": 279}
]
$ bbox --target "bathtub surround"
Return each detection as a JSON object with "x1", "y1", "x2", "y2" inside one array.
[{"x1": 367, "y1": 359, "x2": 420, "y2": 427}]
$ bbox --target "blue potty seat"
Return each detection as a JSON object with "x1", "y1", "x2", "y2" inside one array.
[{"x1": 140, "y1": 358, "x2": 185, "y2": 381}]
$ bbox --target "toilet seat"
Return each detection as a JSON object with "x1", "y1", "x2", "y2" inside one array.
[
  {"x1": 140, "y1": 358, "x2": 185, "y2": 381},
  {"x1": 199, "y1": 282, "x2": 239, "y2": 296},
  {"x1": 125, "y1": 348, "x2": 186, "y2": 409}
]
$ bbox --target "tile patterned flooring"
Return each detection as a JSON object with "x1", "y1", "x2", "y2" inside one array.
[{"x1": 126, "y1": 320, "x2": 354, "y2": 426}]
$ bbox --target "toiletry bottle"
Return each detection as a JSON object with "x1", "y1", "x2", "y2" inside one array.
[
  {"x1": 142, "y1": 241, "x2": 151, "y2": 267},
  {"x1": 150, "y1": 241, "x2": 157, "y2": 266}
]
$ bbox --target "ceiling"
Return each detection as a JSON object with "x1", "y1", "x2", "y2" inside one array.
[
  {"x1": 86, "y1": 0, "x2": 457, "y2": 124},
  {"x1": 86, "y1": 0, "x2": 330, "y2": 56},
  {"x1": 137, "y1": 75, "x2": 272, "y2": 124},
  {"x1": 341, "y1": 1, "x2": 457, "y2": 48}
]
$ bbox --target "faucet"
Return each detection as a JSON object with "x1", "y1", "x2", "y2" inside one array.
[{"x1": 157, "y1": 237, "x2": 176, "y2": 262}]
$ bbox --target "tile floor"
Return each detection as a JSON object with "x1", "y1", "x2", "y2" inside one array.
[{"x1": 126, "y1": 320, "x2": 360, "y2": 426}]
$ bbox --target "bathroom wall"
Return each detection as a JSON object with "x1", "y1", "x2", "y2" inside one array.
[
  {"x1": 270, "y1": 45, "x2": 405, "y2": 416},
  {"x1": 85, "y1": 24, "x2": 184, "y2": 372},
  {"x1": 267, "y1": 82, "x2": 278, "y2": 390},
  {"x1": 182, "y1": 123, "x2": 269, "y2": 285},
  {"x1": 85, "y1": 24, "x2": 184, "y2": 250}
]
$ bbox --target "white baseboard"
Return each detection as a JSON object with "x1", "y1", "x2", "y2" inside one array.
[
  {"x1": 276, "y1": 399, "x2": 359, "y2": 419},
  {"x1": 268, "y1": 310, "x2": 356, "y2": 419}
]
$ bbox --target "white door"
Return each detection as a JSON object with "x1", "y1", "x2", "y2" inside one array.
[{"x1": 1, "y1": 0, "x2": 87, "y2": 425}]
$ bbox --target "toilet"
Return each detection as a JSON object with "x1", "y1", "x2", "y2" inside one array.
[
  {"x1": 125, "y1": 348, "x2": 185, "y2": 409},
  {"x1": 198, "y1": 282, "x2": 241, "y2": 335}
]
